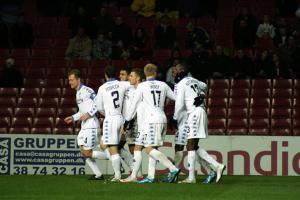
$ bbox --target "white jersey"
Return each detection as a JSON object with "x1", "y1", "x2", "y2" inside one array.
[
  {"x1": 125, "y1": 79, "x2": 175, "y2": 123},
  {"x1": 173, "y1": 77, "x2": 207, "y2": 120},
  {"x1": 122, "y1": 81, "x2": 135, "y2": 119},
  {"x1": 96, "y1": 79, "x2": 129, "y2": 116},
  {"x1": 72, "y1": 84, "x2": 99, "y2": 129}
]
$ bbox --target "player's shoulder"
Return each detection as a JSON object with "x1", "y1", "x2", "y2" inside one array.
[{"x1": 81, "y1": 85, "x2": 95, "y2": 93}]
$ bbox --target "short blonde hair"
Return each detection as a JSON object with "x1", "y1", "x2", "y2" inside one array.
[{"x1": 144, "y1": 63, "x2": 157, "y2": 77}]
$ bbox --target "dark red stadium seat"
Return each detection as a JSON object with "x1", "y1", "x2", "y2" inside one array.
[
  {"x1": 0, "y1": 88, "x2": 18, "y2": 97},
  {"x1": 132, "y1": 60, "x2": 149, "y2": 68},
  {"x1": 32, "y1": 117, "x2": 54, "y2": 129},
  {"x1": 88, "y1": 67, "x2": 105, "y2": 78},
  {"x1": 53, "y1": 38, "x2": 69, "y2": 48},
  {"x1": 249, "y1": 107, "x2": 270, "y2": 119},
  {"x1": 249, "y1": 97, "x2": 270, "y2": 108},
  {"x1": 10, "y1": 49, "x2": 30, "y2": 59},
  {"x1": 38, "y1": 98, "x2": 59, "y2": 108},
  {"x1": 0, "y1": 117, "x2": 11, "y2": 132},
  {"x1": 40, "y1": 88, "x2": 61, "y2": 98},
  {"x1": 227, "y1": 108, "x2": 248, "y2": 119},
  {"x1": 207, "y1": 107, "x2": 227, "y2": 119},
  {"x1": 208, "y1": 119, "x2": 226, "y2": 135},
  {"x1": 60, "y1": 98, "x2": 76, "y2": 108},
  {"x1": 46, "y1": 68, "x2": 67, "y2": 78},
  {"x1": 271, "y1": 108, "x2": 291, "y2": 119},
  {"x1": 252, "y1": 79, "x2": 272, "y2": 89},
  {"x1": 272, "y1": 88, "x2": 292, "y2": 98},
  {"x1": 270, "y1": 119, "x2": 292, "y2": 136},
  {"x1": 31, "y1": 127, "x2": 52, "y2": 134},
  {"x1": 29, "y1": 59, "x2": 50, "y2": 68},
  {"x1": 207, "y1": 98, "x2": 228, "y2": 108},
  {"x1": 32, "y1": 38, "x2": 53, "y2": 48},
  {"x1": 53, "y1": 127, "x2": 74, "y2": 134},
  {"x1": 17, "y1": 97, "x2": 38, "y2": 108},
  {"x1": 51, "y1": 48, "x2": 67, "y2": 58},
  {"x1": 293, "y1": 119, "x2": 300, "y2": 136},
  {"x1": 23, "y1": 78, "x2": 45, "y2": 88},
  {"x1": 90, "y1": 60, "x2": 108, "y2": 68},
  {"x1": 208, "y1": 88, "x2": 229, "y2": 98},
  {"x1": 54, "y1": 117, "x2": 71, "y2": 128},
  {"x1": 273, "y1": 79, "x2": 293, "y2": 89},
  {"x1": 251, "y1": 88, "x2": 271, "y2": 98},
  {"x1": 228, "y1": 98, "x2": 248, "y2": 108},
  {"x1": 43, "y1": 78, "x2": 64, "y2": 88},
  {"x1": 19, "y1": 88, "x2": 40, "y2": 97},
  {"x1": 61, "y1": 88, "x2": 76, "y2": 98},
  {"x1": 229, "y1": 88, "x2": 250, "y2": 98},
  {"x1": 25, "y1": 68, "x2": 46, "y2": 79},
  {"x1": 11, "y1": 117, "x2": 32, "y2": 128},
  {"x1": 0, "y1": 97, "x2": 16, "y2": 107},
  {"x1": 35, "y1": 108, "x2": 56, "y2": 118},
  {"x1": 9, "y1": 127, "x2": 30, "y2": 134},
  {"x1": 227, "y1": 118, "x2": 248, "y2": 135},
  {"x1": 249, "y1": 118, "x2": 270, "y2": 135},
  {"x1": 272, "y1": 98, "x2": 292, "y2": 108},
  {"x1": 57, "y1": 108, "x2": 77, "y2": 118},
  {"x1": 209, "y1": 79, "x2": 230, "y2": 89},
  {"x1": 14, "y1": 108, "x2": 35, "y2": 118},
  {"x1": 0, "y1": 108, "x2": 13, "y2": 117}
]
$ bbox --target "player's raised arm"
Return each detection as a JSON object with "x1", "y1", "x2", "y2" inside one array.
[{"x1": 166, "y1": 83, "x2": 175, "y2": 101}]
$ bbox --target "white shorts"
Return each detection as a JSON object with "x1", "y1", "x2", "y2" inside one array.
[
  {"x1": 186, "y1": 107, "x2": 208, "y2": 140},
  {"x1": 143, "y1": 123, "x2": 166, "y2": 147},
  {"x1": 102, "y1": 115, "x2": 124, "y2": 145},
  {"x1": 175, "y1": 111, "x2": 188, "y2": 145},
  {"x1": 77, "y1": 128, "x2": 100, "y2": 150}
]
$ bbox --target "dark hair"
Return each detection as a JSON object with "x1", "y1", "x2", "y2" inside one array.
[
  {"x1": 104, "y1": 65, "x2": 116, "y2": 78},
  {"x1": 177, "y1": 61, "x2": 189, "y2": 72},
  {"x1": 131, "y1": 68, "x2": 144, "y2": 80},
  {"x1": 68, "y1": 69, "x2": 81, "y2": 79},
  {"x1": 119, "y1": 66, "x2": 131, "y2": 75}
]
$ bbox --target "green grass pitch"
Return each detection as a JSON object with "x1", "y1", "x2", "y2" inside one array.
[{"x1": 1, "y1": 175, "x2": 299, "y2": 200}]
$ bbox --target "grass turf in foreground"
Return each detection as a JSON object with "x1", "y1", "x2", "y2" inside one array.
[{"x1": 0, "y1": 175, "x2": 299, "y2": 200}]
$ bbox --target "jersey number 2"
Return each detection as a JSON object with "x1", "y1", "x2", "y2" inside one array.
[{"x1": 111, "y1": 91, "x2": 120, "y2": 108}]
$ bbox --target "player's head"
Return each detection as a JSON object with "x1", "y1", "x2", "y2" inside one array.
[
  {"x1": 68, "y1": 69, "x2": 82, "y2": 90},
  {"x1": 119, "y1": 67, "x2": 131, "y2": 81},
  {"x1": 129, "y1": 68, "x2": 144, "y2": 86},
  {"x1": 174, "y1": 62, "x2": 189, "y2": 83},
  {"x1": 104, "y1": 65, "x2": 117, "y2": 80},
  {"x1": 144, "y1": 63, "x2": 157, "y2": 79}
]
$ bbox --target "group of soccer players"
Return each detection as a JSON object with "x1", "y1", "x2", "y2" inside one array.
[{"x1": 64, "y1": 61, "x2": 226, "y2": 184}]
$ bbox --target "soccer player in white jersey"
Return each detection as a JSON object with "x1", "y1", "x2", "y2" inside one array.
[
  {"x1": 123, "y1": 63, "x2": 180, "y2": 183},
  {"x1": 95, "y1": 65, "x2": 129, "y2": 182},
  {"x1": 171, "y1": 65, "x2": 218, "y2": 184},
  {"x1": 64, "y1": 69, "x2": 107, "y2": 180},
  {"x1": 172, "y1": 63, "x2": 226, "y2": 183},
  {"x1": 121, "y1": 68, "x2": 146, "y2": 182}
]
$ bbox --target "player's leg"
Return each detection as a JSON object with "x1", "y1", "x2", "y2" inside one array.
[
  {"x1": 77, "y1": 129, "x2": 103, "y2": 180},
  {"x1": 178, "y1": 138, "x2": 198, "y2": 183},
  {"x1": 195, "y1": 108, "x2": 226, "y2": 183},
  {"x1": 103, "y1": 116, "x2": 123, "y2": 181}
]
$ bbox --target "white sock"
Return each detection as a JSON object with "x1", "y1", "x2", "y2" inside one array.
[
  {"x1": 130, "y1": 151, "x2": 142, "y2": 178},
  {"x1": 120, "y1": 148, "x2": 134, "y2": 170},
  {"x1": 86, "y1": 158, "x2": 102, "y2": 177},
  {"x1": 197, "y1": 156, "x2": 212, "y2": 174},
  {"x1": 149, "y1": 149, "x2": 177, "y2": 172},
  {"x1": 148, "y1": 156, "x2": 156, "y2": 179},
  {"x1": 174, "y1": 151, "x2": 183, "y2": 168},
  {"x1": 187, "y1": 151, "x2": 196, "y2": 181},
  {"x1": 197, "y1": 148, "x2": 220, "y2": 171},
  {"x1": 105, "y1": 149, "x2": 111, "y2": 160},
  {"x1": 92, "y1": 151, "x2": 109, "y2": 160},
  {"x1": 111, "y1": 154, "x2": 121, "y2": 179}
]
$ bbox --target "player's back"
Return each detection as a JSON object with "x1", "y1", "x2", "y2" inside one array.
[
  {"x1": 137, "y1": 80, "x2": 174, "y2": 122},
  {"x1": 97, "y1": 80, "x2": 128, "y2": 116},
  {"x1": 178, "y1": 77, "x2": 207, "y2": 113}
]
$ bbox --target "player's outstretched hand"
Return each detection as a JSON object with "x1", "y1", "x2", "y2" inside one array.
[
  {"x1": 64, "y1": 116, "x2": 73, "y2": 124},
  {"x1": 80, "y1": 113, "x2": 90, "y2": 121}
]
